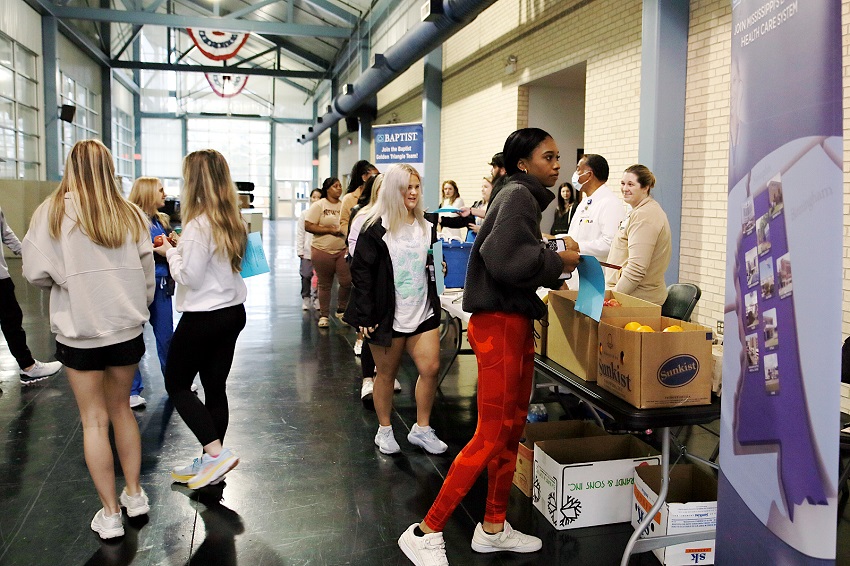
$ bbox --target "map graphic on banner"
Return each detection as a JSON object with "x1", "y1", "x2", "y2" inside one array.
[{"x1": 717, "y1": 1, "x2": 841, "y2": 563}]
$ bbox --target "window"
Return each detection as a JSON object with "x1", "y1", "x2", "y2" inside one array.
[
  {"x1": 141, "y1": 118, "x2": 182, "y2": 194},
  {"x1": 113, "y1": 108, "x2": 134, "y2": 178},
  {"x1": 0, "y1": 33, "x2": 40, "y2": 179},
  {"x1": 59, "y1": 72, "x2": 100, "y2": 165}
]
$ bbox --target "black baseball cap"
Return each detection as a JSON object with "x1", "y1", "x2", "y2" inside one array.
[{"x1": 489, "y1": 152, "x2": 504, "y2": 168}]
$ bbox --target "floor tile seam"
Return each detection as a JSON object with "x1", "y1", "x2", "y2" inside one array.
[{"x1": 0, "y1": 416, "x2": 82, "y2": 561}]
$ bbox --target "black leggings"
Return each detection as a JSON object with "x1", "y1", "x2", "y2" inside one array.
[
  {"x1": 0, "y1": 278, "x2": 35, "y2": 370},
  {"x1": 165, "y1": 304, "x2": 246, "y2": 447},
  {"x1": 361, "y1": 341, "x2": 375, "y2": 380}
]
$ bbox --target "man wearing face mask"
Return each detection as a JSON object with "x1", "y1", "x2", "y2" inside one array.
[{"x1": 558, "y1": 155, "x2": 625, "y2": 283}]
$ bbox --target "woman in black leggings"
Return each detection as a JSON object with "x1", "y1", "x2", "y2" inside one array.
[{"x1": 155, "y1": 149, "x2": 248, "y2": 490}]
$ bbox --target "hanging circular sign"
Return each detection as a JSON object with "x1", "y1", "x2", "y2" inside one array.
[
  {"x1": 187, "y1": 28, "x2": 250, "y2": 61},
  {"x1": 205, "y1": 74, "x2": 249, "y2": 98}
]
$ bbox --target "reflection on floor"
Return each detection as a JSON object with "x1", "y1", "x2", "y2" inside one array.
[{"x1": 0, "y1": 219, "x2": 846, "y2": 566}]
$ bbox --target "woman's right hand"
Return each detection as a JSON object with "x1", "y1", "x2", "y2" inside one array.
[
  {"x1": 360, "y1": 324, "x2": 378, "y2": 339},
  {"x1": 558, "y1": 250, "x2": 581, "y2": 273}
]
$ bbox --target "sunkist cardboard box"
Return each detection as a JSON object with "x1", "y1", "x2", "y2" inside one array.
[
  {"x1": 547, "y1": 290, "x2": 661, "y2": 381},
  {"x1": 513, "y1": 420, "x2": 608, "y2": 497},
  {"x1": 632, "y1": 465, "x2": 718, "y2": 566},
  {"x1": 534, "y1": 292, "x2": 549, "y2": 356},
  {"x1": 597, "y1": 316, "x2": 714, "y2": 409},
  {"x1": 533, "y1": 435, "x2": 660, "y2": 530}
]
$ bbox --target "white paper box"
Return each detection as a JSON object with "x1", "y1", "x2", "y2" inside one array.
[
  {"x1": 533, "y1": 435, "x2": 659, "y2": 529},
  {"x1": 632, "y1": 465, "x2": 718, "y2": 565}
]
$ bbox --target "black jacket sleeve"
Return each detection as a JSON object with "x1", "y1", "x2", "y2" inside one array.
[{"x1": 344, "y1": 226, "x2": 379, "y2": 328}]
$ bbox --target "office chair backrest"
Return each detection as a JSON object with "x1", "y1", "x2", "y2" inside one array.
[{"x1": 661, "y1": 283, "x2": 701, "y2": 322}]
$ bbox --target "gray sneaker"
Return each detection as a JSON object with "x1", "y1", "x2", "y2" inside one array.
[
  {"x1": 20, "y1": 360, "x2": 62, "y2": 385},
  {"x1": 119, "y1": 487, "x2": 150, "y2": 517},
  {"x1": 407, "y1": 424, "x2": 447, "y2": 454},
  {"x1": 374, "y1": 425, "x2": 400, "y2": 454},
  {"x1": 398, "y1": 523, "x2": 449, "y2": 566}
]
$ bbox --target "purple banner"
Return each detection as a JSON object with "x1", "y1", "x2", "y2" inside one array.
[{"x1": 717, "y1": 1, "x2": 842, "y2": 563}]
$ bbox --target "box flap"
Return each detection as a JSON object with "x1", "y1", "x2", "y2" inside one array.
[
  {"x1": 536, "y1": 435, "x2": 659, "y2": 465},
  {"x1": 520, "y1": 420, "x2": 607, "y2": 449}
]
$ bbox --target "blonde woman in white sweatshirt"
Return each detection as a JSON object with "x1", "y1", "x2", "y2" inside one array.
[
  {"x1": 155, "y1": 149, "x2": 248, "y2": 490},
  {"x1": 22, "y1": 139, "x2": 155, "y2": 539}
]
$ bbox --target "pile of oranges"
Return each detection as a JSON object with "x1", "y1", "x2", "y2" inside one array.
[{"x1": 623, "y1": 321, "x2": 684, "y2": 333}]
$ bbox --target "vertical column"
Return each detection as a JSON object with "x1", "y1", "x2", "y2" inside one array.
[
  {"x1": 638, "y1": 0, "x2": 689, "y2": 284},
  {"x1": 42, "y1": 16, "x2": 61, "y2": 181},
  {"x1": 100, "y1": 0, "x2": 112, "y2": 150},
  {"x1": 133, "y1": 40, "x2": 142, "y2": 178},
  {"x1": 422, "y1": 45, "x2": 442, "y2": 211},
  {"x1": 269, "y1": 120, "x2": 277, "y2": 220},
  {"x1": 357, "y1": 33, "x2": 372, "y2": 161},
  {"x1": 311, "y1": 99, "x2": 319, "y2": 189},
  {"x1": 329, "y1": 79, "x2": 339, "y2": 178}
]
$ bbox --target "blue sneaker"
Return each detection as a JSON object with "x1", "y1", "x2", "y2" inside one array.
[
  {"x1": 171, "y1": 457, "x2": 202, "y2": 484},
  {"x1": 188, "y1": 448, "x2": 239, "y2": 489}
]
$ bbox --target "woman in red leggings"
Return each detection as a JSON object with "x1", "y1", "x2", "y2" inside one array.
[{"x1": 398, "y1": 128, "x2": 581, "y2": 566}]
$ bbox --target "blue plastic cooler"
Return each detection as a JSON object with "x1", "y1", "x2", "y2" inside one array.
[{"x1": 443, "y1": 240, "x2": 473, "y2": 288}]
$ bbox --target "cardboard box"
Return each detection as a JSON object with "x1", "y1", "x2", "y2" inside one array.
[
  {"x1": 513, "y1": 420, "x2": 608, "y2": 497},
  {"x1": 534, "y1": 292, "x2": 549, "y2": 356},
  {"x1": 547, "y1": 290, "x2": 660, "y2": 381},
  {"x1": 632, "y1": 465, "x2": 718, "y2": 566},
  {"x1": 533, "y1": 435, "x2": 660, "y2": 529},
  {"x1": 597, "y1": 316, "x2": 714, "y2": 409}
]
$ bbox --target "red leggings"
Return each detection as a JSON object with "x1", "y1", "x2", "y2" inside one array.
[{"x1": 424, "y1": 311, "x2": 534, "y2": 531}]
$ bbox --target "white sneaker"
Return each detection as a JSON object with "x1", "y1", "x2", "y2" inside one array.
[
  {"x1": 312, "y1": 297, "x2": 320, "y2": 310},
  {"x1": 407, "y1": 423, "x2": 447, "y2": 454},
  {"x1": 302, "y1": 297, "x2": 311, "y2": 310},
  {"x1": 188, "y1": 448, "x2": 239, "y2": 489},
  {"x1": 119, "y1": 487, "x2": 150, "y2": 517},
  {"x1": 191, "y1": 382, "x2": 199, "y2": 393},
  {"x1": 129, "y1": 395, "x2": 146, "y2": 408},
  {"x1": 90, "y1": 508, "x2": 124, "y2": 539},
  {"x1": 20, "y1": 360, "x2": 62, "y2": 385},
  {"x1": 317, "y1": 317, "x2": 329, "y2": 328},
  {"x1": 470, "y1": 521, "x2": 542, "y2": 554},
  {"x1": 354, "y1": 338, "x2": 363, "y2": 356},
  {"x1": 398, "y1": 523, "x2": 449, "y2": 566},
  {"x1": 360, "y1": 377, "x2": 374, "y2": 401},
  {"x1": 394, "y1": 379, "x2": 402, "y2": 392},
  {"x1": 374, "y1": 425, "x2": 400, "y2": 454}
]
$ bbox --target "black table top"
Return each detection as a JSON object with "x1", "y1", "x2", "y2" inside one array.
[{"x1": 534, "y1": 355, "x2": 721, "y2": 430}]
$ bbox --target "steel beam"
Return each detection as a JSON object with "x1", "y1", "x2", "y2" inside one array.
[
  {"x1": 50, "y1": 6, "x2": 352, "y2": 38},
  {"x1": 301, "y1": 0, "x2": 359, "y2": 26},
  {"x1": 228, "y1": 0, "x2": 281, "y2": 20},
  {"x1": 111, "y1": 60, "x2": 323, "y2": 79}
]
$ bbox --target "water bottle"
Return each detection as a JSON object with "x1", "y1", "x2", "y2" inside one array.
[{"x1": 527, "y1": 403, "x2": 548, "y2": 423}]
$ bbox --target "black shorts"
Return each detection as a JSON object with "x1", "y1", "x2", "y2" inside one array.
[
  {"x1": 391, "y1": 313, "x2": 440, "y2": 338},
  {"x1": 55, "y1": 334, "x2": 146, "y2": 371}
]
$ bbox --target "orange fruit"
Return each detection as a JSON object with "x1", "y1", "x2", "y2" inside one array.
[
  {"x1": 663, "y1": 325, "x2": 684, "y2": 333},
  {"x1": 636, "y1": 325, "x2": 655, "y2": 332},
  {"x1": 624, "y1": 321, "x2": 642, "y2": 331}
]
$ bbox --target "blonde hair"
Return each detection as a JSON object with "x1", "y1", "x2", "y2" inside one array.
[
  {"x1": 181, "y1": 149, "x2": 247, "y2": 273},
  {"x1": 361, "y1": 164, "x2": 425, "y2": 234},
  {"x1": 43, "y1": 139, "x2": 147, "y2": 247},
  {"x1": 129, "y1": 176, "x2": 170, "y2": 229}
]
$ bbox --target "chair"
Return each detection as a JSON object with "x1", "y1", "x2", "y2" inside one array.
[{"x1": 661, "y1": 283, "x2": 701, "y2": 322}]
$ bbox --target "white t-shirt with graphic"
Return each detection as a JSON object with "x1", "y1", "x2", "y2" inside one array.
[{"x1": 385, "y1": 219, "x2": 433, "y2": 333}]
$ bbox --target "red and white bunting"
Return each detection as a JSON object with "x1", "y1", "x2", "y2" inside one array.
[
  {"x1": 204, "y1": 74, "x2": 249, "y2": 98},
  {"x1": 187, "y1": 28, "x2": 249, "y2": 61}
]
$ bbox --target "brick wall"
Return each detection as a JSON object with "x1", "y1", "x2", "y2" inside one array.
[{"x1": 679, "y1": 0, "x2": 732, "y2": 329}]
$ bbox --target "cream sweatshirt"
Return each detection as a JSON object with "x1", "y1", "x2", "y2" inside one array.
[
  {"x1": 604, "y1": 196, "x2": 672, "y2": 305},
  {"x1": 166, "y1": 214, "x2": 247, "y2": 312},
  {"x1": 22, "y1": 194, "x2": 155, "y2": 348}
]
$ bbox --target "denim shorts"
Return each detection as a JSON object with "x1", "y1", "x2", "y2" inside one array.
[{"x1": 55, "y1": 334, "x2": 145, "y2": 371}]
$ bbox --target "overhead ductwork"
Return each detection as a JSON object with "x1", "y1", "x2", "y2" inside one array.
[{"x1": 299, "y1": 0, "x2": 498, "y2": 143}]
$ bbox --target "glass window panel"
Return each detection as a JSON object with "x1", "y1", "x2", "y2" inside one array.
[
  {"x1": 0, "y1": 128, "x2": 15, "y2": 158},
  {"x1": 75, "y1": 84, "x2": 86, "y2": 108},
  {"x1": 89, "y1": 111, "x2": 99, "y2": 132},
  {"x1": 14, "y1": 44, "x2": 36, "y2": 78},
  {"x1": 17, "y1": 106, "x2": 36, "y2": 133},
  {"x1": 15, "y1": 76, "x2": 36, "y2": 107},
  {"x1": 19, "y1": 162, "x2": 39, "y2": 180},
  {"x1": 77, "y1": 126, "x2": 88, "y2": 140},
  {"x1": 0, "y1": 66, "x2": 13, "y2": 99},
  {"x1": 0, "y1": 98, "x2": 13, "y2": 129},
  {"x1": 18, "y1": 133, "x2": 37, "y2": 161},
  {"x1": 0, "y1": 158, "x2": 15, "y2": 179},
  {"x1": 0, "y1": 36, "x2": 12, "y2": 68},
  {"x1": 89, "y1": 92, "x2": 98, "y2": 110}
]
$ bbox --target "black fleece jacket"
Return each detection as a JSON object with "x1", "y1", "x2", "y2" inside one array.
[
  {"x1": 461, "y1": 173, "x2": 565, "y2": 320},
  {"x1": 343, "y1": 218, "x2": 440, "y2": 347}
]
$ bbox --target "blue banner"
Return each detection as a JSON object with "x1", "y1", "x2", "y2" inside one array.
[
  {"x1": 717, "y1": 1, "x2": 842, "y2": 563},
  {"x1": 373, "y1": 123, "x2": 423, "y2": 170}
]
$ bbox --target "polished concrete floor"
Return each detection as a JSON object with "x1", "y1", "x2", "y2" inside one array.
[{"x1": 0, "y1": 219, "x2": 846, "y2": 566}]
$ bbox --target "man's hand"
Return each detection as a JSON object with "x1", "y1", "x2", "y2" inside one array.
[
  {"x1": 558, "y1": 250, "x2": 581, "y2": 273},
  {"x1": 561, "y1": 236, "x2": 580, "y2": 252}
]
